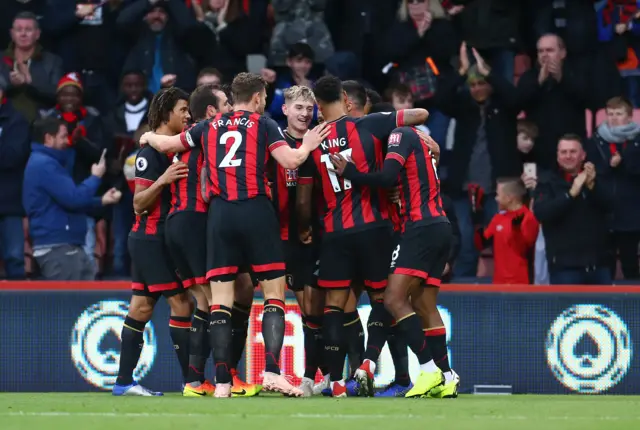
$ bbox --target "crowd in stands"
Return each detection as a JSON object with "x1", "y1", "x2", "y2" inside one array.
[{"x1": 0, "y1": 0, "x2": 639, "y2": 285}]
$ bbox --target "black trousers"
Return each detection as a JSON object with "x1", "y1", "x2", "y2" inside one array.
[{"x1": 612, "y1": 231, "x2": 640, "y2": 280}]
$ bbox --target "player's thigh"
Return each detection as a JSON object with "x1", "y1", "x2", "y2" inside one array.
[
  {"x1": 166, "y1": 211, "x2": 208, "y2": 287},
  {"x1": 390, "y1": 226, "x2": 431, "y2": 282},
  {"x1": 130, "y1": 237, "x2": 183, "y2": 295},
  {"x1": 206, "y1": 199, "x2": 244, "y2": 282},
  {"x1": 317, "y1": 235, "x2": 354, "y2": 290},
  {"x1": 285, "y1": 240, "x2": 315, "y2": 293},
  {"x1": 422, "y1": 222, "x2": 453, "y2": 288},
  {"x1": 234, "y1": 271, "x2": 255, "y2": 305},
  {"x1": 240, "y1": 197, "x2": 285, "y2": 280},
  {"x1": 356, "y1": 227, "x2": 393, "y2": 292}
]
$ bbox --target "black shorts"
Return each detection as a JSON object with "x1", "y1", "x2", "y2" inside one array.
[
  {"x1": 128, "y1": 236, "x2": 185, "y2": 299},
  {"x1": 207, "y1": 196, "x2": 285, "y2": 282},
  {"x1": 318, "y1": 226, "x2": 392, "y2": 291},
  {"x1": 284, "y1": 240, "x2": 317, "y2": 292},
  {"x1": 390, "y1": 221, "x2": 452, "y2": 287},
  {"x1": 165, "y1": 211, "x2": 207, "y2": 287}
]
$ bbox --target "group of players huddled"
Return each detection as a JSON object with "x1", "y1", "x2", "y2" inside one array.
[{"x1": 112, "y1": 72, "x2": 460, "y2": 399}]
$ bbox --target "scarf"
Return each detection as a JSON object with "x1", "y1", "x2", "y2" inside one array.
[
  {"x1": 57, "y1": 105, "x2": 88, "y2": 146},
  {"x1": 597, "y1": 121, "x2": 640, "y2": 144}
]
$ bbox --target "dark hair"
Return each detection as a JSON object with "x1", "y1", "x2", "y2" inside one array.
[
  {"x1": 231, "y1": 72, "x2": 266, "y2": 104},
  {"x1": 121, "y1": 69, "x2": 147, "y2": 82},
  {"x1": 559, "y1": 133, "x2": 582, "y2": 144},
  {"x1": 497, "y1": 177, "x2": 526, "y2": 200},
  {"x1": 147, "y1": 87, "x2": 189, "y2": 130},
  {"x1": 369, "y1": 102, "x2": 396, "y2": 114},
  {"x1": 13, "y1": 11, "x2": 39, "y2": 28},
  {"x1": 314, "y1": 75, "x2": 343, "y2": 104},
  {"x1": 366, "y1": 88, "x2": 382, "y2": 105},
  {"x1": 190, "y1": 84, "x2": 221, "y2": 121},
  {"x1": 517, "y1": 119, "x2": 539, "y2": 139},
  {"x1": 385, "y1": 83, "x2": 412, "y2": 101},
  {"x1": 197, "y1": 67, "x2": 223, "y2": 81},
  {"x1": 288, "y1": 42, "x2": 315, "y2": 62},
  {"x1": 32, "y1": 117, "x2": 64, "y2": 144},
  {"x1": 342, "y1": 80, "x2": 367, "y2": 110}
]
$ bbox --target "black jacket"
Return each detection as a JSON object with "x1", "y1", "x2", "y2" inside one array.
[
  {"x1": 533, "y1": 170, "x2": 612, "y2": 269},
  {"x1": 453, "y1": 0, "x2": 521, "y2": 50},
  {"x1": 0, "y1": 100, "x2": 30, "y2": 216},
  {"x1": 586, "y1": 131, "x2": 640, "y2": 232},
  {"x1": 434, "y1": 71, "x2": 522, "y2": 195}
]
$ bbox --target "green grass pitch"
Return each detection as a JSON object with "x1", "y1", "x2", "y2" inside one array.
[{"x1": 2, "y1": 393, "x2": 640, "y2": 430}]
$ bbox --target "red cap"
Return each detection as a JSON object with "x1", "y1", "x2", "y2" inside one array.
[{"x1": 57, "y1": 72, "x2": 83, "y2": 93}]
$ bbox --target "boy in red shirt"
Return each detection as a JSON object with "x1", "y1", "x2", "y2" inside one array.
[{"x1": 474, "y1": 178, "x2": 539, "y2": 284}]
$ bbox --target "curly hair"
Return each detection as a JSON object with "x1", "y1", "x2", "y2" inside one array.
[{"x1": 147, "y1": 87, "x2": 189, "y2": 131}]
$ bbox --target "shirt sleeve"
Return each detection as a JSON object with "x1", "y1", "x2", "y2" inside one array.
[
  {"x1": 179, "y1": 121, "x2": 208, "y2": 150},
  {"x1": 385, "y1": 130, "x2": 414, "y2": 167},
  {"x1": 298, "y1": 157, "x2": 316, "y2": 185},
  {"x1": 134, "y1": 147, "x2": 164, "y2": 187},
  {"x1": 357, "y1": 112, "x2": 405, "y2": 141},
  {"x1": 342, "y1": 158, "x2": 403, "y2": 188},
  {"x1": 264, "y1": 117, "x2": 288, "y2": 152}
]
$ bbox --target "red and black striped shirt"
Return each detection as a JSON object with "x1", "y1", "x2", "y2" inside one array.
[
  {"x1": 298, "y1": 112, "x2": 405, "y2": 235},
  {"x1": 386, "y1": 127, "x2": 446, "y2": 227},
  {"x1": 270, "y1": 131, "x2": 302, "y2": 241},
  {"x1": 130, "y1": 145, "x2": 172, "y2": 240},
  {"x1": 169, "y1": 125, "x2": 208, "y2": 214},
  {"x1": 179, "y1": 110, "x2": 287, "y2": 202}
]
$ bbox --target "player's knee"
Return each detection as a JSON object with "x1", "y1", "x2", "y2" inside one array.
[
  {"x1": 128, "y1": 301, "x2": 154, "y2": 322},
  {"x1": 383, "y1": 291, "x2": 403, "y2": 316},
  {"x1": 191, "y1": 285, "x2": 209, "y2": 310},
  {"x1": 167, "y1": 292, "x2": 193, "y2": 317}
]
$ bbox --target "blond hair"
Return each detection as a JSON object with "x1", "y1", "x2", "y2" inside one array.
[
  {"x1": 284, "y1": 85, "x2": 316, "y2": 104},
  {"x1": 398, "y1": 0, "x2": 446, "y2": 22}
]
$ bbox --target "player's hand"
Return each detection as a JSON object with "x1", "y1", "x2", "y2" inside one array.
[
  {"x1": 387, "y1": 186, "x2": 401, "y2": 204},
  {"x1": 610, "y1": 152, "x2": 622, "y2": 168},
  {"x1": 417, "y1": 131, "x2": 440, "y2": 165},
  {"x1": 139, "y1": 131, "x2": 154, "y2": 146},
  {"x1": 302, "y1": 122, "x2": 331, "y2": 151},
  {"x1": 299, "y1": 227, "x2": 313, "y2": 245},
  {"x1": 91, "y1": 149, "x2": 108, "y2": 178},
  {"x1": 159, "y1": 161, "x2": 189, "y2": 185},
  {"x1": 101, "y1": 188, "x2": 122, "y2": 205},
  {"x1": 160, "y1": 74, "x2": 177, "y2": 88},
  {"x1": 329, "y1": 153, "x2": 350, "y2": 175}
]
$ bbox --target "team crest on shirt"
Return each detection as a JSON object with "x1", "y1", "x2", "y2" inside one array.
[
  {"x1": 285, "y1": 168, "x2": 298, "y2": 187},
  {"x1": 136, "y1": 157, "x2": 148, "y2": 172},
  {"x1": 496, "y1": 225, "x2": 503, "y2": 232},
  {"x1": 388, "y1": 133, "x2": 402, "y2": 147}
]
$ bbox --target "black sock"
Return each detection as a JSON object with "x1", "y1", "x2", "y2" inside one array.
[
  {"x1": 323, "y1": 306, "x2": 346, "y2": 382},
  {"x1": 210, "y1": 305, "x2": 233, "y2": 384},
  {"x1": 363, "y1": 298, "x2": 392, "y2": 363},
  {"x1": 303, "y1": 315, "x2": 322, "y2": 379},
  {"x1": 116, "y1": 316, "x2": 146, "y2": 386},
  {"x1": 263, "y1": 299, "x2": 285, "y2": 374},
  {"x1": 231, "y1": 302, "x2": 251, "y2": 369},
  {"x1": 396, "y1": 313, "x2": 432, "y2": 364},
  {"x1": 389, "y1": 323, "x2": 410, "y2": 386},
  {"x1": 187, "y1": 309, "x2": 208, "y2": 384},
  {"x1": 169, "y1": 316, "x2": 191, "y2": 382},
  {"x1": 425, "y1": 327, "x2": 451, "y2": 372},
  {"x1": 344, "y1": 311, "x2": 364, "y2": 377}
]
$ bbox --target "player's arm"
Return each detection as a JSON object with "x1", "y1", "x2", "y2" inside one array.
[
  {"x1": 140, "y1": 121, "x2": 207, "y2": 153},
  {"x1": 270, "y1": 122, "x2": 331, "y2": 169},
  {"x1": 296, "y1": 160, "x2": 315, "y2": 244},
  {"x1": 133, "y1": 152, "x2": 188, "y2": 214},
  {"x1": 399, "y1": 108, "x2": 429, "y2": 127}
]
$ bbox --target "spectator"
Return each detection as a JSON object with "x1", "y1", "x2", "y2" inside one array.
[
  {"x1": 516, "y1": 119, "x2": 539, "y2": 164},
  {"x1": 0, "y1": 12, "x2": 63, "y2": 123},
  {"x1": 270, "y1": 0, "x2": 335, "y2": 67},
  {"x1": 447, "y1": 0, "x2": 520, "y2": 82},
  {"x1": 117, "y1": 0, "x2": 197, "y2": 94},
  {"x1": 586, "y1": 96, "x2": 640, "y2": 280},
  {"x1": 435, "y1": 44, "x2": 521, "y2": 277},
  {"x1": 381, "y1": 0, "x2": 458, "y2": 147},
  {"x1": 517, "y1": 34, "x2": 592, "y2": 169},
  {"x1": 23, "y1": 117, "x2": 121, "y2": 280},
  {"x1": 474, "y1": 178, "x2": 539, "y2": 284},
  {"x1": 196, "y1": 67, "x2": 223, "y2": 87},
  {"x1": 0, "y1": 75, "x2": 30, "y2": 280},
  {"x1": 41, "y1": 73, "x2": 108, "y2": 274},
  {"x1": 386, "y1": 83, "x2": 429, "y2": 134},
  {"x1": 103, "y1": 70, "x2": 151, "y2": 276},
  {"x1": 0, "y1": 1, "x2": 46, "y2": 52},
  {"x1": 197, "y1": 0, "x2": 261, "y2": 80},
  {"x1": 533, "y1": 134, "x2": 613, "y2": 285},
  {"x1": 47, "y1": 0, "x2": 127, "y2": 114},
  {"x1": 266, "y1": 43, "x2": 316, "y2": 126}
]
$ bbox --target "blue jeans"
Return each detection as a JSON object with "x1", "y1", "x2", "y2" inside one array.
[
  {"x1": 0, "y1": 216, "x2": 25, "y2": 279},
  {"x1": 84, "y1": 217, "x2": 96, "y2": 278},
  {"x1": 452, "y1": 195, "x2": 498, "y2": 277},
  {"x1": 623, "y1": 76, "x2": 640, "y2": 108},
  {"x1": 549, "y1": 267, "x2": 612, "y2": 285},
  {"x1": 112, "y1": 189, "x2": 134, "y2": 276}
]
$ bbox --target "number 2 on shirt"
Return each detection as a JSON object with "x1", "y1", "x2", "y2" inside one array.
[
  {"x1": 320, "y1": 149, "x2": 352, "y2": 193},
  {"x1": 219, "y1": 130, "x2": 242, "y2": 168}
]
